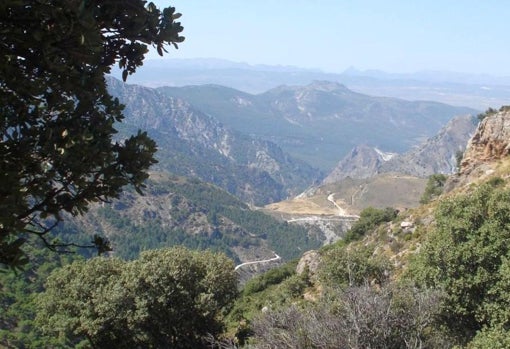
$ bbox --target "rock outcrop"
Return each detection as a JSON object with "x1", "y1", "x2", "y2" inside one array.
[
  {"x1": 296, "y1": 250, "x2": 322, "y2": 282},
  {"x1": 463, "y1": 108, "x2": 510, "y2": 163},
  {"x1": 380, "y1": 114, "x2": 478, "y2": 176},
  {"x1": 446, "y1": 107, "x2": 510, "y2": 190},
  {"x1": 323, "y1": 145, "x2": 393, "y2": 183}
]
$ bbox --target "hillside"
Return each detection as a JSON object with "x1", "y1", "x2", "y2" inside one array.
[
  {"x1": 107, "y1": 77, "x2": 321, "y2": 205},
  {"x1": 54, "y1": 173, "x2": 322, "y2": 264},
  {"x1": 261, "y1": 115, "x2": 477, "y2": 244},
  {"x1": 6, "y1": 108, "x2": 509, "y2": 349},
  {"x1": 157, "y1": 81, "x2": 476, "y2": 170},
  {"x1": 223, "y1": 106, "x2": 510, "y2": 349},
  {"x1": 324, "y1": 114, "x2": 478, "y2": 182}
]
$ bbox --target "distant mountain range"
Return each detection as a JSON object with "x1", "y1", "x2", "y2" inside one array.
[
  {"x1": 87, "y1": 75, "x2": 482, "y2": 264},
  {"x1": 112, "y1": 58, "x2": 510, "y2": 110},
  {"x1": 156, "y1": 81, "x2": 475, "y2": 170}
]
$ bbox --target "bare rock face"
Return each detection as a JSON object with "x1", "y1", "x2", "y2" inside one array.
[
  {"x1": 463, "y1": 108, "x2": 510, "y2": 163},
  {"x1": 446, "y1": 107, "x2": 510, "y2": 190},
  {"x1": 296, "y1": 250, "x2": 322, "y2": 281},
  {"x1": 381, "y1": 114, "x2": 477, "y2": 177}
]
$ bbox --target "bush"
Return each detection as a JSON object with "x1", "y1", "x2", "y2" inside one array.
[
  {"x1": 319, "y1": 244, "x2": 392, "y2": 289},
  {"x1": 407, "y1": 182, "x2": 510, "y2": 345},
  {"x1": 252, "y1": 283, "x2": 448, "y2": 349},
  {"x1": 37, "y1": 247, "x2": 238, "y2": 348},
  {"x1": 419, "y1": 174, "x2": 447, "y2": 204},
  {"x1": 344, "y1": 207, "x2": 397, "y2": 242}
]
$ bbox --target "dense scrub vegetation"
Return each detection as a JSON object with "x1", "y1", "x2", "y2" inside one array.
[
  {"x1": 407, "y1": 180, "x2": 510, "y2": 347},
  {"x1": 37, "y1": 247, "x2": 237, "y2": 348}
]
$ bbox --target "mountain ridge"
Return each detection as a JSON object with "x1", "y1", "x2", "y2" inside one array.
[
  {"x1": 112, "y1": 58, "x2": 510, "y2": 109},
  {"x1": 323, "y1": 114, "x2": 478, "y2": 182},
  {"x1": 107, "y1": 77, "x2": 321, "y2": 205},
  {"x1": 157, "y1": 81, "x2": 475, "y2": 170}
]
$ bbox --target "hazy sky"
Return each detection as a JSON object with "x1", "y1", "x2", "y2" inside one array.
[{"x1": 152, "y1": 1, "x2": 510, "y2": 75}]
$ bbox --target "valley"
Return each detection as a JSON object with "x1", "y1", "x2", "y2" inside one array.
[
  {"x1": 99, "y1": 74, "x2": 479, "y2": 260},
  {"x1": 5, "y1": 2, "x2": 510, "y2": 347},
  {"x1": 6, "y1": 68, "x2": 510, "y2": 349}
]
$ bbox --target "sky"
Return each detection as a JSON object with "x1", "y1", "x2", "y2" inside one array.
[{"x1": 151, "y1": 1, "x2": 510, "y2": 76}]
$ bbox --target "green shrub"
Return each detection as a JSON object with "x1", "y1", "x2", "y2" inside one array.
[
  {"x1": 420, "y1": 174, "x2": 447, "y2": 204},
  {"x1": 407, "y1": 183, "x2": 510, "y2": 345},
  {"x1": 344, "y1": 206, "x2": 397, "y2": 242},
  {"x1": 320, "y1": 244, "x2": 392, "y2": 289}
]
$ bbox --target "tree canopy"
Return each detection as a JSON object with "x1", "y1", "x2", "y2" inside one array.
[
  {"x1": 37, "y1": 247, "x2": 237, "y2": 348},
  {"x1": 0, "y1": 0, "x2": 184, "y2": 269}
]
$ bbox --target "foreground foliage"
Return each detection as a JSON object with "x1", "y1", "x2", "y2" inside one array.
[
  {"x1": 37, "y1": 247, "x2": 237, "y2": 348},
  {"x1": 0, "y1": 240, "x2": 80, "y2": 347},
  {"x1": 252, "y1": 284, "x2": 447, "y2": 349},
  {"x1": 0, "y1": 0, "x2": 183, "y2": 269},
  {"x1": 408, "y1": 180, "x2": 510, "y2": 346}
]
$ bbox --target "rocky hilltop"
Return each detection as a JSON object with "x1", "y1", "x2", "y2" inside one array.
[
  {"x1": 447, "y1": 107, "x2": 510, "y2": 190},
  {"x1": 323, "y1": 145, "x2": 394, "y2": 182},
  {"x1": 463, "y1": 107, "x2": 510, "y2": 163},
  {"x1": 324, "y1": 114, "x2": 477, "y2": 182}
]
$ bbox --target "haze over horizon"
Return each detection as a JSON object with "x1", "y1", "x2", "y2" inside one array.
[{"x1": 152, "y1": 1, "x2": 510, "y2": 77}]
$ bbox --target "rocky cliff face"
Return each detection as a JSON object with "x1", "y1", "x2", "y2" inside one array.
[
  {"x1": 463, "y1": 108, "x2": 510, "y2": 163},
  {"x1": 323, "y1": 114, "x2": 477, "y2": 183},
  {"x1": 380, "y1": 114, "x2": 478, "y2": 176},
  {"x1": 446, "y1": 107, "x2": 510, "y2": 190}
]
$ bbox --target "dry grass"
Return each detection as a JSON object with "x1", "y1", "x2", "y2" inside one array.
[
  {"x1": 266, "y1": 174, "x2": 427, "y2": 216},
  {"x1": 265, "y1": 197, "x2": 339, "y2": 215}
]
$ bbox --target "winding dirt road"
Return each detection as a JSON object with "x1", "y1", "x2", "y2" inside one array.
[{"x1": 234, "y1": 252, "x2": 281, "y2": 271}]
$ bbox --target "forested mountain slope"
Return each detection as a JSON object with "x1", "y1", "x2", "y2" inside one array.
[{"x1": 53, "y1": 173, "x2": 322, "y2": 264}]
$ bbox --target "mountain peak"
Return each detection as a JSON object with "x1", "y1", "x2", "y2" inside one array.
[
  {"x1": 323, "y1": 145, "x2": 386, "y2": 183},
  {"x1": 307, "y1": 80, "x2": 349, "y2": 92}
]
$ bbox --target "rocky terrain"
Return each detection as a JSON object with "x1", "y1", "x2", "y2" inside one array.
[
  {"x1": 446, "y1": 107, "x2": 510, "y2": 190},
  {"x1": 258, "y1": 113, "x2": 478, "y2": 245},
  {"x1": 293, "y1": 106, "x2": 510, "y2": 281},
  {"x1": 323, "y1": 114, "x2": 478, "y2": 182}
]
